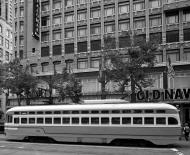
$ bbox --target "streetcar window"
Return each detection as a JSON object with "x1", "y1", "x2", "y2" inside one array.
[
  {"x1": 81, "y1": 111, "x2": 89, "y2": 114},
  {"x1": 134, "y1": 110, "x2": 142, "y2": 113},
  {"x1": 168, "y1": 117, "x2": 178, "y2": 125},
  {"x1": 37, "y1": 111, "x2": 43, "y2": 114},
  {"x1": 45, "y1": 111, "x2": 52, "y2": 114},
  {"x1": 21, "y1": 118, "x2": 27, "y2": 124},
  {"x1": 122, "y1": 117, "x2": 131, "y2": 124},
  {"x1": 29, "y1": 118, "x2": 35, "y2": 124},
  {"x1": 72, "y1": 111, "x2": 79, "y2": 114},
  {"x1": 72, "y1": 117, "x2": 79, "y2": 124},
  {"x1": 144, "y1": 117, "x2": 154, "y2": 124},
  {"x1": 54, "y1": 117, "x2": 61, "y2": 124},
  {"x1": 144, "y1": 110, "x2": 154, "y2": 113},
  {"x1": 91, "y1": 110, "x2": 99, "y2": 114},
  {"x1": 156, "y1": 110, "x2": 165, "y2": 113},
  {"x1": 29, "y1": 111, "x2": 35, "y2": 115},
  {"x1": 101, "y1": 110, "x2": 109, "y2": 114},
  {"x1": 81, "y1": 117, "x2": 89, "y2": 124},
  {"x1": 14, "y1": 112, "x2": 20, "y2": 115},
  {"x1": 45, "y1": 118, "x2": 52, "y2": 124},
  {"x1": 133, "y1": 117, "x2": 142, "y2": 124},
  {"x1": 91, "y1": 117, "x2": 99, "y2": 124},
  {"x1": 54, "y1": 111, "x2": 61, "y2": 114},
  {"x1": 14, "y1": 117, "x2": 19, "y2": 124},
  {"x1": 62, "y1": 111, "x2": 70, "y2": 114},
  {"x1": 156, "y1": 117, "x2": 166, "y2": 125},
  {"x1": 62, "y1": 117, "x2": 70, "y2": 124},
  {"x1": 21, "y1": 112, "x2": 27, "y2": 115},
  {"x1": 112, "y1": 117, "x2": 120, "y2": 124},
  {"x1": 101, "y1": 117, "x2": 109, "y2": 124},
  {"x1": 37, "y1": 118, "x2": 44, "y2": 124},
  {"x1": 122, "y1": 110, "x2": 131, "y2": 113},
  {"x1": 112, "y1": 110, "x2": 120, "y2": 114},
  {"x1": 7, "y1": 115, "x2": 13, "y2": 123}
]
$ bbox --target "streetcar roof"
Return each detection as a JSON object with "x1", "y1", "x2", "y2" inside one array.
[{"x1": 6, "y1": 102, "x2": 177, "y2": 113}]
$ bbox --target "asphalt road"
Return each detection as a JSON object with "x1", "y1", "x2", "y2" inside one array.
[{"x1": 0, "y1": 134, "x2": 189, "y2": 155}]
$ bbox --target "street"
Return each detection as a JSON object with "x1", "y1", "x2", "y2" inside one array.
[{"x1": 0, "y1": 134, "x2": 189, "y2": 155}]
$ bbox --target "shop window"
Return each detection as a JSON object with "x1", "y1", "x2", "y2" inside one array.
[
  {"x1": 53, "y1": 45, "x2": 62, "y2": 56},
  {"x1": 77, "y1": 41, "x2": 87, "y2": 53},
  {"x1": 65, "y1": 43, "x2": 74, "y2": 54},
  {"x1": 41, "y1": 46, "x2": 49, "y2": 57}
]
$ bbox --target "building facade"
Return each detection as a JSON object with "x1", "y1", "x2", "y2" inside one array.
[
  {"x1": 0, "y1": 0, "x2": 13, "y2": 127},
  {"x1": 11, "y1": 0, "x2": 190, "y2": 124}
]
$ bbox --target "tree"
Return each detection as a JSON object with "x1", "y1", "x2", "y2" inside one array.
[
  {"x1": 55, "y1": 68, "x2": 82, "y2": 104},
  {"x1": 2, "y1": 58, "x2": 38, "y2": 106},
  {"x1": 104, "y1": 32, "x2": 159, "y2": 102}
]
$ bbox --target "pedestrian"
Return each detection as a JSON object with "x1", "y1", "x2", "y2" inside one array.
[{"x1": 183, "y1": 123, "x2": 190, "y2": 141}]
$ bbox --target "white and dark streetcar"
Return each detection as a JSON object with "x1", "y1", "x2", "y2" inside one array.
[{"x1": 5, "y1": 99, "x2": 181, "y2": 145}]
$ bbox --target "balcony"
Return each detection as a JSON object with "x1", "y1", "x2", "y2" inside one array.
[{"x1": 164, "y1": 0, "x2": 190, "y2": 11}]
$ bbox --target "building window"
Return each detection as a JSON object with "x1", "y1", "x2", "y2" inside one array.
[
  {"x1": 53, "y1": 45, "x2": 62, "y2": 56},
  {"x1": 118, "y1": 3, "x2": 129, "y2": 14},
  {"x1": 118, "y1": 20, "x2": 130, "y2": 31},
  {"x1": 166, "y1": 30, "x2": 179, "y2": 43},
  {"x1": 53, "y1": 30, "x2": 61, "y2": 40},
  {"x1": 0, "y1": 24, "x2": 2, "y2": 33},
  {"x1": 65, "y1": 14, "x2": 74, "y2": 22},
  {"x1": 78, "y1": 41, "x2": 87, "y2": 53},
  {"x1": 155, "y1": 54, "x2": 163, "y2": 63},
  {"x1": 150, "y1": 32, "x2": 162, "y2": 44},
  {"x1": 134, "y1": 19, "x2": 145, "y2": 29},
  {"x1": 90, "y1": 9, "x2": 100, "y2": 18},
  {"x1": 184, "y1": 48, "x2": 190, "y2": 62},
  {"x1": 149, "y1": 0, "x2": 160, "y2": 8},
  {"x1": 184, "y1": 29, "x2": 190, "y2": 41},
  {"x1": 53, "y1": 0, "x2": 61, "y2": 9},
  {"x1": 104, "y1": 7, "x2": 115, "y2": 17},
  {"x1": 19, "y1": 36, "x2": 24, "y2": 45},
  {"x1": 77, "y1": 0, "x2": 87, "y2": 5},
  {"x1": 0, "y1": 48, "x2": 3, "y2": 57},
  {"x1": 53, "y1": 15, "x2": 61, "y2": 25},
  {"x1": 166, "y1": 50, "x2": 180, "y2": 62},
  {"x1": 104, "y1": 23, "x2": 115, "y2": 33},
  {"x1": 65, "y1": 28, "x2": 74, "y2": 38},
  {"x1": 77, "y1": 59, "x2": 88, "y2": 69},
  {"x1": 90, "y1": 24, "x2": 101, "y2": 35},
  {"x1": 5, "y1": 39, "x2": 9, "y2": 49},
  {"x1": 166, "y1": 13, "x2": 179, "y2": 24},
  {"x1": 91, "y1": 58, "x2": 100, "y2": 68},
  {"x1": 20, "y1": 21, "x2": 24, "y2": 32},
  {"x1": 0, "y1": 36, "x2": 3, "y2": 46},
  {"x1": 19, "y1": 50, "x2": 23, "y2": 59},
  {"x1": 41, "y1": 17, "x2": 50, "y2": 26},
  {"x1": 77, "y1": 11, "x2": 87, "y2": 21},
  {"x1": 183, "y1": 10, "x2": 190, "y2": 22},
  {"x1": 53, "y1": 61, "x2": 62, "y2": 72},
  {"x1": 41, "y1": 2, "x2": 49, "y2": 11},
  {"x1": 19, "y1": 7, "x2": 24, "y2": 17},
  {"x1": 91, "y1": 40, "x2": 101, "y2": 51},
  {"x1": 65, "y1": 0, "x2": 73, "y2": 7},
  {"x1": 65, "y1": 43, "x2": 74, "y2": 54},
  {"x1": 133, "y1": 2, "x2": 145, "y2": 11},
  {"x1": 41, "y1": 32, "x2": 49, "y2": 42},
  {"x1": 41, "y1": 62, "x2": 49, "y2": 72},
  {"x1": 30, "y1": 64, "x2": 37, "y2": 73},
  {"x1": 77, "y1": 27, "x2": 87, "y2": 37},
  {"x1": 149, "y1": 16, "x2": 161, "y2": 27},
  {"x1": 119, "y1": 36, "x2": 131, "y2": 48},
  {"x1": 41, "y1": 46, "x2": 50, "y2": 57}
]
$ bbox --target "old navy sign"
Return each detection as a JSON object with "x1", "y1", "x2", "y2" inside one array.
[{"x1": 136, "y1": 88, "x2": 190, "y2": 101}]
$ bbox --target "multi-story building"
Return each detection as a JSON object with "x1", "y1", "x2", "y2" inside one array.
[
  {"x1": 12, "y1": 0, "x2": 190, "y2": 124},
  {"x1": 0, "y1": 0, "x2": 13, "y2": 127}
]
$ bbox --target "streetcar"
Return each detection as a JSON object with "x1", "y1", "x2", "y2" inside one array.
[{"x1": 5, "y1": 99, "x2": 181, "y2": 145}]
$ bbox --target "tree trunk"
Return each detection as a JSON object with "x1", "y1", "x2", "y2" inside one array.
[{"x1": 130, "y1": 75, "x2": 136, "y2": 103}]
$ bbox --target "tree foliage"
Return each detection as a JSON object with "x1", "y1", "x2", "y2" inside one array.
[
  {"x1": 102, "y1": 32, "x2": 159, "y2": 102},
  {"x1": 2, "y1": 58, "x2": 38, "y2": 105}
]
